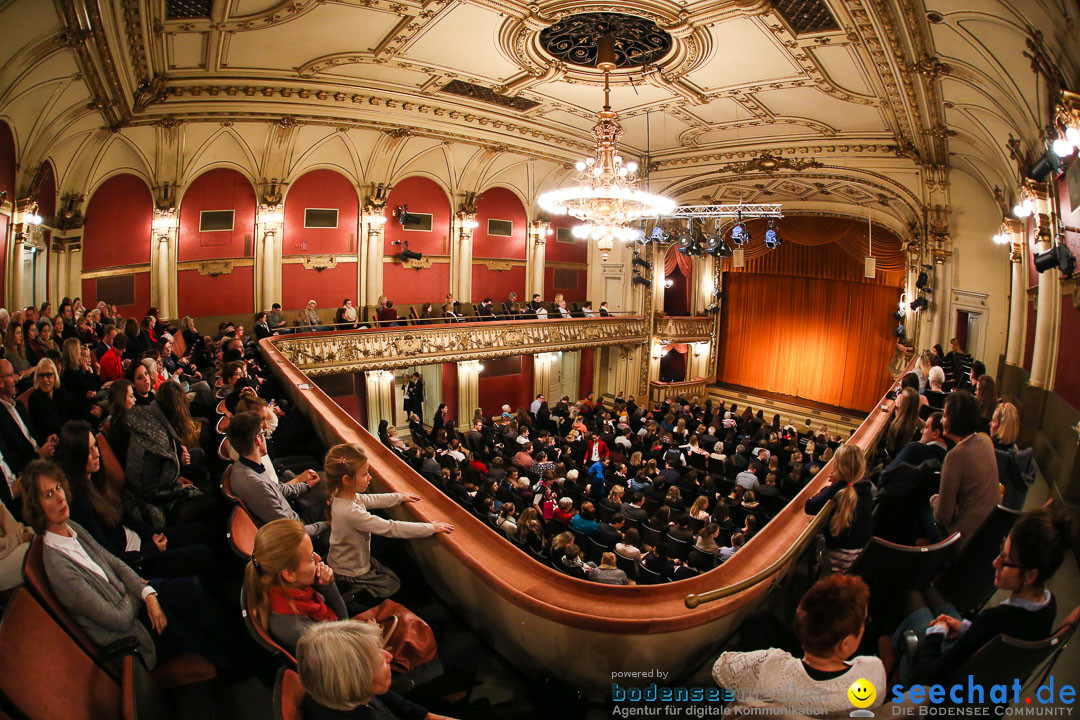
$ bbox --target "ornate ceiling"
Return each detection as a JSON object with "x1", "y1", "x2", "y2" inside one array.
[{"x1": 1, "y1": 0, "x2": 1078, "y2": 237}]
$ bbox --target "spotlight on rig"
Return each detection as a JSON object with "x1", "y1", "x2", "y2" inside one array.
[
  {"x1": 1033, "y1": 242, "x2": 1077, "y2": 276},
  {"x1": 632, "y1": 274, "x2": 652, "y2": 288},
  {"x1": 915, "y1": 270, "x2": 929, "y2": 289},
  {"x1": 393, "y1": 205, "x2": 413, "y2": 227},
  {"x1": 648, "y1": 226, "x2": 669, "y2": 244},
  {"x1": 910, "y1": 296, "x2": 929, "y2": 312},
  {"x1": 392, "y1": 239, "x2": 422, "y2": 261},
  {"x1": 764, "y1": 220, "x2": 781, "y2": 249},
  {"x1": 893, "y1": 324, "x2": 906, "y2": 338},
  {"x1": 632, "y1": 254, "x2": 652, "y2": 271}
]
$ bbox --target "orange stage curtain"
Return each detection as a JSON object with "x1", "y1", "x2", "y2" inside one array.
[{"x1": 716, "y1": 273, "x2": 900, "y2": 412}]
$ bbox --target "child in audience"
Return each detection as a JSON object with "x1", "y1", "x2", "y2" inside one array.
[
  {"x1": 713, "y1": 575, "x2": 885, "y2": 713},
  {"x1": 325, "y1": 443, "x2": 453, "y2": 601}
]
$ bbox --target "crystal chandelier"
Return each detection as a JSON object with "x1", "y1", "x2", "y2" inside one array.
[{"x1": 537, "y1": 35, "x2": 675, "y2": 260}]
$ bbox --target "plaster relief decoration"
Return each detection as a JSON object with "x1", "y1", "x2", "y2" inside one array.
[
  {"x1": 301, "y1": 256, "x2": 340, "y2": 271},
  {"x1": 196, "y1": 260, "x2": 234, "y2": 276},
  {"x1": 654, "y1": 317, "x2": 714, "y2": 342},
  {"x1": 272, "y1": 318, "x2": 649, "y2": 375}
]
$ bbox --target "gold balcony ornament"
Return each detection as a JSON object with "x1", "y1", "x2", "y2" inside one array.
[{"x1": 536, "y1": 34, "x2": 674, "y2": 262}]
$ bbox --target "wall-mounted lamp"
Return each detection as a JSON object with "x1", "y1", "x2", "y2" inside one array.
[
  {"x1": 693, "y1": 342, "x2": 709, "y2": 356},
  {"x1": 651, "y1": 344, "x2": 663, "y2": 359}
]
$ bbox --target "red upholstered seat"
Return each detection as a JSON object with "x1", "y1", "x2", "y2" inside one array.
[{"x1": 274, "y1": 667, "x2": 305, "y2": 720}]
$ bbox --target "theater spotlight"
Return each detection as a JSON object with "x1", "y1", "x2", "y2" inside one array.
[
  {"x1": 393, "y1": 239, "x2": 422, "y2": 262},
  {"x1": 893, "y1": 308, "x2": 905, "y2": 320},
  {"x1": 1028, "y1": 149, "x2": 1065, "y2": 182},
  {"x1": 915, "y1": 270, "x2": 929, "y2": 289},
  {"x1": 729, "y1": 212, "x2": 750, "y2": 245},
  {"x1": 676, "y1": 232, "x2": 696, "y2": 255},
  {"x1": 632, "y1": 254, "x2": 652, "y2": 271},
  {"x1": 648, "y1": 226, "x2": 669, "y2": 244},
  {"x1": 910, "y1": 296, "x2": 929, "y2": 312},
  {"x1": 393, "y1": 205, "x2": 412, "y2": 226},
  {"x1": 764, "y1": 220, "x2": 781, "y2": 249},
  {"x1": 703, "y1": 231, "x2": 723, "y2": 255},
  {"x1": 632, "y1": 274, "x2": 652, "y2": 288},
  {"x1": 707, "y1": 302, "x2": 720, "y2": 314},
  {"x1": 1033, "y1": 242, "x2": 1077, "y2": 276},
  {"x1": 893, "y1": 325, "x2": 906, "y2": 338}
]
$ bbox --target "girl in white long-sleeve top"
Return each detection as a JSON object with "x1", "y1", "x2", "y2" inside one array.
[{"x1": 324, "y1": 443, "x2": 453, "y2": 601}]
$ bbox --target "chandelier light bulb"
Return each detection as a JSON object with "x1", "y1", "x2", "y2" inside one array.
[
  {"x1": 626, "y1": 162, "x2": 638, "y2": 173},
  {"x1": 585, "y1": 158, "x2": 595, "y2": 166},
  {"x1": 1066, "y1": 126, "x2": 1080, "y2": 147},
  {"x1": 575, "y1": 161, "x2": 586, "y2": 171},
  {"x1": 1052, "y1": 138, "x2": 1075, "y2": 158}
]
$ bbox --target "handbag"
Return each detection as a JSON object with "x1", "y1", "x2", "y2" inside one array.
[{"x1": 354, "y1": 599, "x2": 437, "y2": 674}]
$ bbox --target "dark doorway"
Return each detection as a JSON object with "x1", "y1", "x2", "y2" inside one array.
[
  {"x1": 659, "y1": 349, "x2": 686, "y2": 382},
  {"x1": 664, "y1": 265, "x2": 689, "y2": 316}
]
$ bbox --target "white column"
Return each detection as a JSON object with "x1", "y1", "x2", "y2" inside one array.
[
  {"x1": 527, "y1": 221, "x2": 548, "y2": 299},
  {"x1": 456, "y1": 360, "x2": 481, "y2": 426},
  {"x1": 56, "y1": 247, "x2": 70, "y2": 303},
  {"x1": 256, "y1": 205, "x2": 283, "y2": 311},
  {"x1": 68, "y1": 246, "x2": 82, "y2": 307},
  {"x1": 364, "y1": 370, "x2": 395, "y2": 431},
  {"x1": 1004, "y1": 241, "x2": 1028, "y2": 366},
  {"x1": 10, "y1": 238, "x2": 24, "y2": 310},
  {"x1": 363, "y1": 211, "x2": 385, "y2": 317},
  {"x1": 261, "y1": 233, "x2": 276, "y2": 310},
  {"x1": 1028, "y1": 240, "x2": 1061, "y2": 388},
  {"x1": 454, "y1": 212, "x2": 476, "y2": 302}
]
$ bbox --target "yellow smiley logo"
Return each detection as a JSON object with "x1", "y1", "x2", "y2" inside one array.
[{"x1": 848, "y1": 678, "x2": 876, "y2": 709}]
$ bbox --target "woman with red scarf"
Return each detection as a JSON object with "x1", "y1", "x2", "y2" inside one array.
[{"x1": 245, "y1": 518, "x2": 349, "y2": 652}]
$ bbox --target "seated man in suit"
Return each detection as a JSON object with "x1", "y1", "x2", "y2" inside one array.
[
  {"x1": 501, "y1": 292, "x2": 518, "y2": 319},
  {"x1": 528, "y1": 294, "x2": 547, "y2": 319},
  {"x1": 409, "y1": 412, "x2": 430, "y2": 447},
  {"x1": 598, "y1": 301, "x2": 611, "y2": 317},
  {"x1": 476, "y1": 298, "x2": 497, "y2": 321},
  {"x1": 884, "y1": 411, "x2": 949, "y2": 471},
  {"x1": 0, "y1": 359, "x2": 57, "y2": 513},
  {"x1": 553, "y1": 300, "x2": 572, "y2": 319}
]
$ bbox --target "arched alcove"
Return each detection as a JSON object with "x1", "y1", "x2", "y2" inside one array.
[
  {"x1": 177, "y1": 168, "x2": 256, "y2": 318},
  {"x1": 81, "y1": 173, "x2": 153, "y2": 315},
  {"x1": 382, "y1": 176, "x2": 451, "y2": 305},
  {"x1": 281, "y1": 168, "x2": 360, "y2": 309}
]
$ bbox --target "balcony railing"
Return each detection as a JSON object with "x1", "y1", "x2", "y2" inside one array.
[
  {"x1": 270, "y1": 316, "x2": 649, "y2": 375},
  {"x1": 653, "y1": 315, "x2": 714, "y2": 342}
]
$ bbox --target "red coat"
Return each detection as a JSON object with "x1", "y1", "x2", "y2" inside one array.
[
  {"x1": 99, "y1": 347, "x2": 123, "y2": 382},
  {"x1": 583, "y1": 438, "x2": 609, "y2": 464}
]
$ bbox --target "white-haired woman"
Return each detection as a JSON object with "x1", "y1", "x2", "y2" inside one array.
[
  {"x1": 297, "y1": 621, "x2": 454, "y2": 719},
  {"x1": 922, "y1": 365, "x2": 948, "y2": 408}
]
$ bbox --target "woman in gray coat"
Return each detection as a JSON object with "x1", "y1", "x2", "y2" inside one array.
[{"x1": 22, "y1": 460, "x2": 240, "y2": 672}]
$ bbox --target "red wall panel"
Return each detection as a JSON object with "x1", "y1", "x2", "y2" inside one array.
[
  {"x1": 471, "y1": 265, "x2": 526, "y2": 304},
  {"x1": 81, "y1": 272, "x2": 150, "y2": 318},
  {"x1": 383, "y1": 177, "x2": 450, "y2": 257},
  {"x1": 0, "y1": 121, "x2": 15, "y2": 303},
  {"x1": 544, "y1": 214, "x2": 588, "y2": 263},
  {"x1": 441, "y1": 362, "x2": 457, "y2": 424},
  {"x1": 544, "y1": 267, "x2": 588, "y2": 303},
  {"x1": 177, "y1": 267, "x2": 253, "y2": 318},
  {"x1": 580, "y1": 348, "x2": 594, "y2": 400},
  {"x1": 473, "y1": 187, "x2": 526, "y2": 259},
  {"x1": 83, "y1": 174, "x2": 153, "y2": 270},
  {"x1": 383, "y1": 262, "x2": 450, "y2": 305},
  {"x1": 1022, "y1": 303, "x2": 1036, "y2": 373},
  {"x1": 477, "y1": 354, "x2": 533, "y2": 417},
  {"x1": 283, "y1": 169, "x2": 359, "y2": 256},
  {"x1": 282, "y1": 263, "x2": 357, "y2": 310},
  {"x1": 1054, "y1": 294, "x2": 1080, "y2": 412},
  {"x1": 179, "y1": 168, "x2": 256, "y2": 262},
  {"x1": 36, "y1": 163, "x2": 56, "y2": 218}
]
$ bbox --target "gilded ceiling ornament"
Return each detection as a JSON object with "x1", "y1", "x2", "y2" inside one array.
[{"x1": 718, "y1": 153, "x2": 823, "y2": 174}]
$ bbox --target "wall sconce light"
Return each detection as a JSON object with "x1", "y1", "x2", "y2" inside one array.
[
  {"x1": 364, "y1": 211, "x2": 387, "y2": 226},
  {"x1": 461, "y1": 360, "x2": 484, "y2": 374},
  {"x1": 651, "y1": 344, "x2": 663, "y2": 359},
  {"x1": 693, "y1": 342, "x2": 709, "y2": 356},
  {"x1": 664, "y1": 279, "x2": 674, "y2": 289},
  {"x1": 460, "y1": 215, "x2": 479, "y2": 230}
]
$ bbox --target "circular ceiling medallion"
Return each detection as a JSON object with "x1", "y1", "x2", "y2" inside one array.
[{"x1": 538, "y1": 13, "x2": 673, "y2": 69}]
